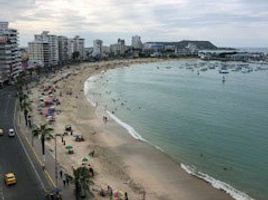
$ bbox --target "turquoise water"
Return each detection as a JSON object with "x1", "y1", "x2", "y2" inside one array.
[{"x1": 86, "y1": 60, "x2": 268, "y2": 200}]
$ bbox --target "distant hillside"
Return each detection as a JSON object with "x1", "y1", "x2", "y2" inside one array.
[
  {"x1": 176, "y1": 40, "x2": 217, "y2": 50},
  {"x1": 145, "y1": 40, "x2": 218, "y2": 50}
]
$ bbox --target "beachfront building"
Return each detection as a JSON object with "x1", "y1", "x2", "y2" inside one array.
[
  {"x1": 72, "y1": 35, "x2": 85, "y2": 60},
  {"x1": 92, "y1": 39, "x2": 103, "y2": 58},
  {"x1": 0, "y1": 22, "x2": 22, "y2": 85},
  {"x1": 58, "y1": 36, "x2": 69, "y2": 64},
  {"x1": 131, "y1": 35, "x2": 143, "y2": 50},
  {"x1": 28, "y1": 41, "x2": 49, "y2": 67},
  {"x1": 110, "y1": 38, "x2": 126, "y2": 57},
  {"x1": 28, "y1": 31, "x2": 59, "y2": 67}
]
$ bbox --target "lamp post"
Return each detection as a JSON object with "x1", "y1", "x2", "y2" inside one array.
[
  {"x1": 55, "y1": 136, "x2": 58, "y2": 190},
  {"x1": 54, "y1": 134, "x2": 62, "y2": 199}
]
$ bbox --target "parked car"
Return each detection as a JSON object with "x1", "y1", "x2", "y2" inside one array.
[
  {"x1": 0, "y1": 128, "x2": 4, "y2": 136},
  {"x1": 8, "y1": 129, "x2": 15, "y2": 137},
  {"x1": 4, "y1": 172, "x2": 17, "y2": 185}
]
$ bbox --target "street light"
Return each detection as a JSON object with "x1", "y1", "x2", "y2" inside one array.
[{"x1": 53, "y1": 134, "x2": 62, "y2": 198}]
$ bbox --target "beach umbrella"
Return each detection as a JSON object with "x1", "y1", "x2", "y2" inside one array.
[
  {"x1": 81, "y1": 156, "x2": 90, "y2": 165},
  {"x1": 65, "y1": 145, "x2": 73, "y2": 150},
  {"x1": 114, "y1": 190, "x2": 124, "y2": 200}
]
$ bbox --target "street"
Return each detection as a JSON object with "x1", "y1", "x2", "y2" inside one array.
[{"x1": 0, "y1": 86, "x2": 45, "y2": 200}]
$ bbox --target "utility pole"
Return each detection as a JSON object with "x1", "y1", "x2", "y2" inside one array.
[{"x1": 55, "y1": 136, "x2": 58, "y2": 190}]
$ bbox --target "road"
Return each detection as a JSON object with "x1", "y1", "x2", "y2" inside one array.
[{"x1": 0, "y1": 86, "x2": 46, "y2": 200}]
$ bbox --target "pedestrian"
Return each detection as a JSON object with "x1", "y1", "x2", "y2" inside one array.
[
  {"x1": 70, "y1": 130, "x2": 73, "y2": 136},
  {"x1": 124, "y1": 192, "x2": 128, "y2": 200},
  {"x1": 61, "y1": 135, "x2": 64, "y2": 143},
  {"x1": 89, "y1": 167, "x2": 94, "y2": 177},
  {"x1": 63, "y1": 179, "x2": 66, "y2": 187},
  {"x1": 66, "y1": 176, "x2": 69, "y2": 186},
  {"x1": 63, "y1": 140, "x2": 66, "y2": 146},
  {"x1": 59, "y1": 170, "x2": 63, "y2": 178}
]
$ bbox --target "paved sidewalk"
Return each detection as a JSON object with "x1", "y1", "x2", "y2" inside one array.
[{"x1": 15, "y1": 104, "x2": 76, "y2": 200}]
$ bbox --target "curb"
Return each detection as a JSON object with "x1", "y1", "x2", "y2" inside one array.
[{"x1": 14, "y1": 100, "x2": 56, "y2": 192}]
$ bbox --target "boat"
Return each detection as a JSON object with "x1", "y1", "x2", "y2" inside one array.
[
  {"x1": 200, "y1": 67, "x2": 208, "y2": 72},
  {"x1": 219, "y1": 69, "x2": 229, "y2": 74}
]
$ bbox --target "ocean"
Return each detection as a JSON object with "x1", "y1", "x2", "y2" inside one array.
[{"x1": 84, "y1": 60, "x2": 268, "y2": 200}]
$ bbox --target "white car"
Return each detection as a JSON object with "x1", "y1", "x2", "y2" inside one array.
[{"x1": 8, "y1": 129, "x2": 15, "y2": 137}]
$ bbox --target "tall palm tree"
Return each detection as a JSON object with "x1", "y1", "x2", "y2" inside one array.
[
  {"x1": 32, "y1": 123, "x2": 53, "y2": 169},
  {"x1": 71, "y1": 166, "x2": 94, "y2": 199},
  {"x1": 21, "y1": 99, "x2": 32, "y2": 126}
]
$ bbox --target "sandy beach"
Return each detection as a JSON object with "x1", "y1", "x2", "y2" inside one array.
[{"x1": 28, "y1": 58, "x2": 233, "y2": 200}]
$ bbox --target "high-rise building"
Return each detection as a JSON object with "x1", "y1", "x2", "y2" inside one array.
[
  {"x1": 28, "y1": 31, "x2": 59, "y2": 67},
  {"x1": 110, "y1": 38, "x2": 126, "y2": 56},
  {"x1": 0, "y1": 22, "x2": 21, "y2": 84},
  {"x1": 58, "y1": 36, "x2": 69, "y2": 63},
  {"x1": 131, "y1": 35, "x2": 143, "y2": 50},
  {"x1": 73, "y1": 36, "x2": 85, "y2": 60},
  {"x1": 28, "y1": 41, "x2": 49, "y2": 67},
  {"x1": 93, "y1": 39, "x2": 103, "y2": 57},
  {"x1": 67, "y1": 38, "x2": 74, "y2": 60}
]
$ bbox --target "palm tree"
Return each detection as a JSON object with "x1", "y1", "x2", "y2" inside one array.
[
  {"x1": 32, "y1": 123, "x2": 53, "y2": 169},
  {"x1": 20, "y1": 99, "x2": 32, "y2": 126},
  {"x1": 71, "y1": 166, "x2": 94, "y2": 199}
]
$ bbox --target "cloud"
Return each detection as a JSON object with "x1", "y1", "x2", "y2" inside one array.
[{"x1": 1, "y1": 0, "x2": 268, "y2": 47}]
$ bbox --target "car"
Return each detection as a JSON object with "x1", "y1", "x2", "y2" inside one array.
[
  {"x1": 0, "y1": 128, "x2": 4, "y2": 136},
  {"x1": 4, "y1": 173, "x2": 17, "y2": 185},
  {"x1": 8, "y1": 129, "x2": 15, "y2": 137}
]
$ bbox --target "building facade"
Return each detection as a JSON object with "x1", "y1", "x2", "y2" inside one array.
[
  {"x1": 92, "y1": 39, "x2": 103, "y2": 58},
  {"x1": 0, "y1": 22, "x2": 21, "y2": 84},
  {"x1": 28, "y1": 31, "x2": 59, "y2": 67},
  {"x1": 131, "y1": 35, "x2": 143, "y2": 50},
  {"x1": 58, "y1": 36, "x2": 69, "y2": 63},
  {"x1": 110, "y1": 38, "x2": 126, "y2": 56},
  {"x1": 28, "y1": 41, "x2": 49, "y2": 67},
  {"x1": 73, "y1": 36, "x2": 85, "y2": 60}
]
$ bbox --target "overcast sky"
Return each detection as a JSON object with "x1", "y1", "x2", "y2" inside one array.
[{"x1": 1, "y1": 0, "x2": 268, "y2": 47}]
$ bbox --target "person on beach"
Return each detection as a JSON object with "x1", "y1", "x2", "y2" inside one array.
[
  {"x1": 107, "y1": 185, "x2": 113, "y2": 200},
  {"x1": 124, "y1": 192, "x2": 128, "y2": 200},
  {"x1": 89, "y1": 167, "x2": 94, "y2": 177},
  {"x1": 66, "y1": 174, "x2": 69, "y2": 186},
  {"x1": 59, "y1": 170, "x2": 63, "y2": 178},
  {"x1": 63, "y1": 177, "x2": 66, "y2": 187}
]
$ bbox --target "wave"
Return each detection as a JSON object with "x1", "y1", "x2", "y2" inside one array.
[
  {"x1": 84, "y1": 76, "x2": 98, "y2": 107},
  {"x1": 180, "y1": 163, "x2": 255, "y2": 200},
  {"x1": 106, "y1": 110, "x2": 145, "y2": 141},
  {"x1": 84, "y1": 74, "x2": 255, "y2": 200}
]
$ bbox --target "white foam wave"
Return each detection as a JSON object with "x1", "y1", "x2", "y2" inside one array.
[
  {"x1": 106, "y1": 111, "x2": 146, "y2": 141},
  {"x1": 84, "y1": 76, "x2": 99, "y2": 107},
  {"x1": 180, "y1": 163, "x2": 255, "y2": 200},
  {"x1": 84, "y1": 74, "x2": 255, "y2": 200}
]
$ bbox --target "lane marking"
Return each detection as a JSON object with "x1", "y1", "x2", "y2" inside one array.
[
  {"x1": 15, "y1": 103, "x2": 57, "y2": 189},
  {"x1": 13, "y1": 101, "x2": 47, "y2": 192},
  {"x1": 22, "y1": 132, "x2": 56, "y2": 188}
]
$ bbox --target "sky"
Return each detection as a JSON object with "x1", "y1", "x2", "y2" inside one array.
[{"x1": 1, "y1": 0, "x2": 268, "y2": 47}]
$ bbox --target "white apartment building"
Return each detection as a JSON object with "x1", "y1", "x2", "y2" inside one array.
[
  {"x1": 58, "y1": 36, "x2": 69, "y2": 63},
  {"x1": 110, "y1": 38, "x2": 126, "y2": 56},
  {"x1": 73, "y1": 36, "x2": 85, "y2": 60},
  {"x1": 131, "y1": 35, "x2": 143, "y2": 49},
  {"x1": 67, "y1": 36, "x2": 85, "y2": 60},
  {"x1": 0, "y1": 22, "x2": 21, "y2": 84},
  {"x1": 93, "y1": 39, "x2": 103, "y2": 57},
  {"x1": 28, "y1": 41, "x2": 49, "y2": 67},
  {"x1": 28, "y1": 31, "x2": 59, "y2": 67}
]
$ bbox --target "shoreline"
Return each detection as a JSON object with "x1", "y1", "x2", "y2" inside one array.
[
  {"x1": 84, "y1": 62, "x2": 254, "y2": 200},
  {"x1": 29, "y1": 58, "x2": 235, "y2": 200}
]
